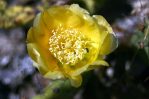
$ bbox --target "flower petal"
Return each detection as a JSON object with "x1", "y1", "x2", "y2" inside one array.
[
  {"x1": 27, "y1": 43, "x2": 49, "y2": 74},
  {"x1": 99, "y1": 32, "x2": 118, "y2": 55},
  {"x1": 93, "y1": 15, "x2": 118, "y2": 55},
  {"x1": 44, "y1": 71, "x2": 64, "y2": 80},
  {"x1": 27, "y1": 42, "x2": 61, "y2": 76},
  {"x1": 93, "y1": 15, "x2": 113, "y2": 32},
  {"x1": 87, "y1": 60, "x2": 109, "y2": 71},
  {"x1": 90, "y1": 60, "x2": 109, "y2": 66},
  {"x1": 70, "y1": 75, "x2": 82, "y2": 87}
]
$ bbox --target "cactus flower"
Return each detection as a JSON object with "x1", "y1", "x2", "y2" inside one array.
[{"x1": 27, "y1": 4, "x2": 118, "y2": 87}]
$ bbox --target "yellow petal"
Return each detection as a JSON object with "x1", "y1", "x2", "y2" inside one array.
[
  {"x1": 99, "y1": 32, "x2": 118, "y2": 55},
  {"x1": 27, "y1": 43, "x2": 48, "y2": 74},
  {"x1": 70, "y1": 64, "x2": 89, "y2": 76},
  {"x1": 44, "y1": 71, "x2": 64, "y2": 80},
  {"x1": 27, "y1": 42, "x2": 61, "y2": 76},
  {"x1": 68, "y1": 4, "x2": 89, "y2": 15},
  {"x1": 90, "y1": 60, "x2": 109, "y2": 66},
  {"x1": 31, "y1": 13, "x2": 52, "y2": 50},
  {"x1": 87, "y1": 60, "x2": 109, "y2": 71},
  {"x1": 70, "y1": 75, "x2": 82, "y2": 87},
  {"x1": 93, "y1": 15, "x2": 118, "y2": 55},
  {"x1": 43, "y1": 4, "x2": 85, "y2": 28},
  {"x1": 26, "y1": 27, "x2": 34, "y2": 43},
  {"x1": 93, "y1": 15, "x2": 113, "y2": 33}
]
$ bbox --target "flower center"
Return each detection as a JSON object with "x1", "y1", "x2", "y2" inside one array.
[{"x1": 49, "y1": 26, "x2": 89, "y2": 65}]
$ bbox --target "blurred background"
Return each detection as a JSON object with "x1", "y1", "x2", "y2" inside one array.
[{"x1": 0, "y1": 0, "x2": 149, "y2": 99}]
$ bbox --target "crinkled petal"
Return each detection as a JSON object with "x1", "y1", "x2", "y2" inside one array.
[
  {"x1": 93, "y1": 15, "x2": 113, "y2": 33},
  {"x1": 43, "y1": 5, "x2": 83, "y2": 28},
  {"x1": 93, "y1": 15, "x2": 118, "y2": 55}
]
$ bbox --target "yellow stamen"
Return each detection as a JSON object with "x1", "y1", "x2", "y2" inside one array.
[{"x1": 49, "y1": 26, "x2": 89, "y2": 65}]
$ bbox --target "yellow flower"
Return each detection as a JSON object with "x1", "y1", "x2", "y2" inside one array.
[{"x1": 27, "y1": 4, "x2": 118, "y2": 87}]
